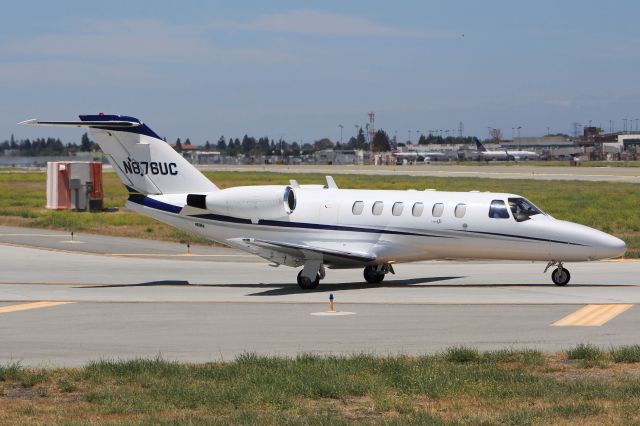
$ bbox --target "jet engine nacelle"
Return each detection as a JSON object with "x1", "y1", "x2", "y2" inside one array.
[{"x1": 187, "y1": 185, "x2": 296, "y2": 219}]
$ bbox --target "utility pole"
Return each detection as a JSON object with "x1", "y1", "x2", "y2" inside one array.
[
  {"x1": 338, "y1": 124, "x2": 343, "y2": 145},
  {"x1": 546, "y1": 126, "x2": 550, "y2": 136},
  {"x1": 571, "y1": 122, "x2": 580, "y2": 138}
]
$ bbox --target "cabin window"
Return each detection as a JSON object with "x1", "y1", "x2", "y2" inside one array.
[
  {"x1": 412, "y1": 202, "x2": 424, "y2": 217},
  {"x1": 352, "y1": 201, "x2": 364, "y2": 215},
  {"x1": 508, "y1": 197, "x2": 544, "y2": 222},
  {"x1": 454, "y1": 203, "x2": 467, "y2": 218},
  {"x1": 372, "y1": 201, "x2": 384, "y2": 216},
  {"x1": 432, "y1": 203, "x2": 444, "y2": 217},
  {"x1": 392, "y1": 202, "x2": 404, "y2": 216},
  {"x1": 489, "y1": 200, "x2": 510, "y2": 219}
]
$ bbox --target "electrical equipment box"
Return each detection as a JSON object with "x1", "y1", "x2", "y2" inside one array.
[{"x1": 46, "y1": 162, "x2": 103, "y2": 211}]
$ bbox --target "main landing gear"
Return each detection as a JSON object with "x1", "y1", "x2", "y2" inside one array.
[
  {"x1": 297, "y1": 263, "x2": 326, "y2": 290},
  {"x1": 545, "y1": 261, "x2": 571, "y2": 286},
  {"x1": 363, "y1": 264, "x2": 395, "y2": 284},
  {"x1": 296, "y1": 263, "x2": 395, "y2": 290}
]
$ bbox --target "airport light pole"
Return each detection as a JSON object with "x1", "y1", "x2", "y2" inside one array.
[{"x1": 338, "y1": 124, "x2": 343, "y2": 145}]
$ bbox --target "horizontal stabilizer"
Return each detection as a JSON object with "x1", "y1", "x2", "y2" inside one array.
[{"x1": 19, "y1": 119, "x2": 141, "y2": 128}]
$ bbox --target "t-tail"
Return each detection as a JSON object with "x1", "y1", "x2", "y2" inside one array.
[
  {"x1": 475, "y1": 139, "x2": 487, "y2": 152},
  {"x1": 20, "y1": 114, "x2": 217, "y2": 195}
]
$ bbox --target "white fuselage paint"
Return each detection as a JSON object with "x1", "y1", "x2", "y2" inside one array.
[{"x1": 127, "y1": 187, "x2": 626, "y2": 267}]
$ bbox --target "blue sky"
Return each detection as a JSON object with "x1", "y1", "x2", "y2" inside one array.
[{"x1": 3, "y1": 1, "x2": 640, "y2": 144}]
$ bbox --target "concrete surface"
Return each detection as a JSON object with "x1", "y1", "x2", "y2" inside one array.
[
  {"x1": 202, "y1": 164, "x2": 640, "y2": 184},
  {"x1": 1, "y1": 227, "x2": 639, "y2": 366}
]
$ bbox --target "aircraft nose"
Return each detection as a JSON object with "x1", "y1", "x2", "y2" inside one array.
[{"x1": 593, "y1": 233, "x2": 627, "y2": 260}]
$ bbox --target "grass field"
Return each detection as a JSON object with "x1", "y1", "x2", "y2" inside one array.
[
  {"x1": 0, "y1": 170, "x2": 639, "y2": 257},
  {"x1": 1, "y1": 347, "x2": 640, "y2": 424}
]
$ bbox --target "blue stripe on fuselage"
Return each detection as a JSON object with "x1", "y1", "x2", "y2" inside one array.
[
  {"x1": 127, "y1": 195, "x2": 450, "y2": 238},
  {"x1": 128, "y1": 194, "x2": 182, "y2": 214}
]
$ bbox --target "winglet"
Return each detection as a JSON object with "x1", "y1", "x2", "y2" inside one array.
[{"x1": 325, "y1": 176, "x2": 338, "y2": 189}]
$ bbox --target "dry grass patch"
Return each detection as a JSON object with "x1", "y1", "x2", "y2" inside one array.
[{"x1": 2, "y1": 350, "x2": 640, "y2": 424}]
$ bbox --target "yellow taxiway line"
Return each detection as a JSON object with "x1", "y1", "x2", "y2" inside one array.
[
  {"x1": 0, "y1": 301, "x2": 75, "y2": 314},
  {"x1": 552, "y1": 304, "x2": 633, "y2": 326}
]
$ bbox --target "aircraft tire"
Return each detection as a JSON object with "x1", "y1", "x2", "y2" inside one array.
[
  {"x1": 551, "y1": 267, "x2": 570, "y2": 286},
  {"x1": 297, "y1": 270, "x2": 320, "y2": 290},
  {"x1": 363, "y1": 266, "x2": 385, "y2": 284}
]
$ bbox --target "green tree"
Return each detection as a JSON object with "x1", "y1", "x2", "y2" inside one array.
[
  {"x1": 313, "y1": 138, "x2": 334, "y2": 151},
  {"x1": 372, "y1": 130, "x2": 391, "y2": 152},
  {"x1": 80, "y1": 132, "x2": 93, "y2": 152},
  {"x1": 216, "y1": 136, "x2": 227, "y2": 152},
  {"x1": 241, "y1": 135, "x2": 256, "y2": 154},
  {"x1": 355, "y1": 128, "x2": 367, "y2": 150},
  {"x1": 175, "y1": 138, "x2": 182, "y2": 152}
]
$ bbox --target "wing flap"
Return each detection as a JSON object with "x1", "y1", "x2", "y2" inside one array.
[{"x1": 226, "y1": 238, "x2": 376, "y2": 267}]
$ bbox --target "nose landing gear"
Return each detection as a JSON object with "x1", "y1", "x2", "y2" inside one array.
[{"x1": 545, "y1": 261, "x2": 571, "y2": 286}]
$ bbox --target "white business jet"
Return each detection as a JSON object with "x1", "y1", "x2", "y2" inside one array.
[
  {"x1": 475, "y1": 140, "x2": 539, "y2": 160},
  {"x1": 21, "y1": 115, "x2": 625, "y2": 289}
]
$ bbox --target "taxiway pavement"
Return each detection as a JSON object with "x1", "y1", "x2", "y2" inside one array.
[
  {"x1": 1, "y1": 227, "x2": 639, "y2": 366},
  {"x1": 202, "y1": 164, "x2": 640, "y2": 184}
]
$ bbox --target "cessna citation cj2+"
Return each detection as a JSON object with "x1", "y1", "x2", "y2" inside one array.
[{"x1": 21, "y1": 115, "x2": 626, "y2": 289}]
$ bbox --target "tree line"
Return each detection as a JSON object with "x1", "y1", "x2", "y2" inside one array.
[
  {"x1": 3, "y1": 129, "x2": 480, "y2": 157},
  {"x1": 0, "y1": 133, "x2": 96, "y2": 156}
]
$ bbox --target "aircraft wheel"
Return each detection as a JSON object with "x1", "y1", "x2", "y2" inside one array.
[
  {"x1": 363, "y1": 266, "x2": 385, "y2": 284},
  {"x1": 551, "y1": 267, "x2": 570, "y2": 286},
  {"x1": 297, "y1": 270, "x2": 320, "y2": 290}
]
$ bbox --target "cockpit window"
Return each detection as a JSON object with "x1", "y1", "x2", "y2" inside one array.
[
  {"x1": 508, "y1": 197, "x2": 543, "y2": 222},
  {"x1": 489, "y1": 200, "x2": 510, "y2": 219}
]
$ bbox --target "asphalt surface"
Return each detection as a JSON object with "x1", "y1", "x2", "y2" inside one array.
[
  {"x1": 201, "y1": 164, "x2": 640, "y2": 184},
  {"x1": 1, "y1": 226, "x2": 639, "y2": 366}
]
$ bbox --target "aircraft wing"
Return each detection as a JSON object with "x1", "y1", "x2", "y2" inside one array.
[{"x1": 226, "y1": 237, "x2": 376, "y2": 268}]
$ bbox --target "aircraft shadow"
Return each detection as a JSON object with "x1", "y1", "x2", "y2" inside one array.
[
  {"x1": 76, "y1": 280, "x2": 191, "y2": 289},
  {"x1": 75, "y1": 279, "x2": 636, "y2": 295}
]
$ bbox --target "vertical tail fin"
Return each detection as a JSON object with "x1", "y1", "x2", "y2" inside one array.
[
  {"x1": 475, "y1": 139, "x2": 487, "y2": 152},
  {"x1": 21, "y1": 114, "x2": 218, "y2": 195}
]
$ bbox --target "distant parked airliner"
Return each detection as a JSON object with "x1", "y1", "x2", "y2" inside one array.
[
  {"x1": 475, "y1": 140, "x2": 539, "y2": 160},
  {"x1": 22, "y1": 115, "x2": 625, "y2": 289}
]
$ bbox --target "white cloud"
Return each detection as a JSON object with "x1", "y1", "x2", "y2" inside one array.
[
  {"x1": 212, "y1": 9, "x2": 445, "y2": 38},
  {"x1": 0, "y1": 60, "x2": 152, "y2": 86},
  {"x1": 2, "y1": 19, "x2": 211, "y2": 63}
]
